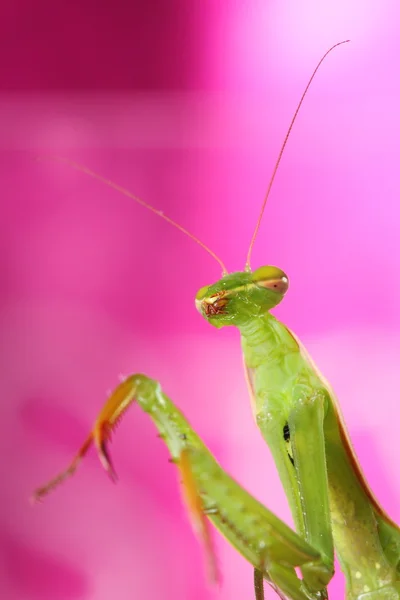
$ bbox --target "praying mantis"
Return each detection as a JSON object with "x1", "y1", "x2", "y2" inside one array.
[{"x1": 33, "y1": 41, "x2": 400, "y2": 600}]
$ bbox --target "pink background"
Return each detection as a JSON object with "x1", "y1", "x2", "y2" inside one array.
[{"x1": 2, "y1": 1, "x2": 400, "y2": 599}]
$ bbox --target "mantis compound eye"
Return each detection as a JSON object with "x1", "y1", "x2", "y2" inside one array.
[
  {"x1": 251, "y1": 266, "x2": 289, "y2": 295},
  {"x1": 195, "y1": 285, "x2": 210, "y2": 302}
]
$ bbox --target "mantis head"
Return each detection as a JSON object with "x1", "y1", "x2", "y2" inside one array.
[{"x1": 195, "y1": 266, "x2": 289, "y2": 328}]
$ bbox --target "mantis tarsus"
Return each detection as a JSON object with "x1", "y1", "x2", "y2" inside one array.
[{"x1": 34, "y1": 41, "x2": 400, "y2": 600}]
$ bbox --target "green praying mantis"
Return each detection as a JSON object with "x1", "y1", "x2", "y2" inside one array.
[{"x1": 33, "y1": 41, "x2": 400, "y2": 600}]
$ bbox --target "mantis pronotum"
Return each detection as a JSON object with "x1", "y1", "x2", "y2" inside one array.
[{"x1": 33, "y1": 41, "x2": 400, "y2": 600}]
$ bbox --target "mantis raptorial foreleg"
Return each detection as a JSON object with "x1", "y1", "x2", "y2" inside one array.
[
  {"x1": 288, "y1": 391, "x2": 334, "y2": 577},
  {"x1": 247, "y1": 364, "x2": 334, "y2": 592},
  {"x1": 33, "y1": 375, "x2": 331, "y2": 600}
]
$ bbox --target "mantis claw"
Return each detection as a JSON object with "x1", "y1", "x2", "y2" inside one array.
[
  {"x1": 96, "y1": 438, "x2": 118, "y2": 483},
  {"x1": 93, "y1": 421, "x2": 119, "y2": 482},
  {"x1": 32, "y1": 377, "x2": 137, "y2": 501},
  {"x1": 178, "y1": 448, "x2": 220, "y2": 586}
]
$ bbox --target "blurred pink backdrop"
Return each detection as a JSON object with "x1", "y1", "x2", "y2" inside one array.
[{"x1": 2, "y1": 1, "x2": 400, "y2": 599}]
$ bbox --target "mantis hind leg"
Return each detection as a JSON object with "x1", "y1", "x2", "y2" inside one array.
[{"x1": 33, "y1": 374, "x2": 330, "y2": 600}]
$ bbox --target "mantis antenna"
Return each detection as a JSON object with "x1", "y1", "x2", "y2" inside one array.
[
  {"x1": 45, "y1": 157, "x2": 228, "y2": 275},
  {"x1": 245, "y1": 39, "x2": 350, "y2": 270}
]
